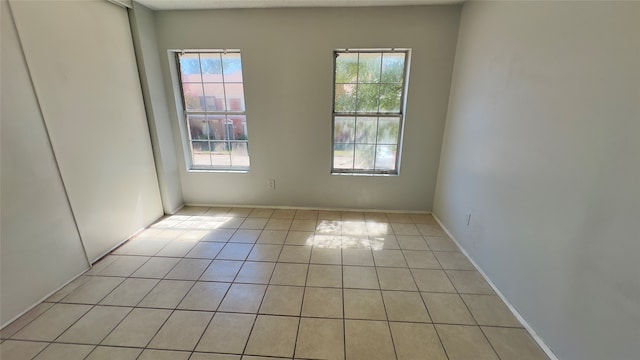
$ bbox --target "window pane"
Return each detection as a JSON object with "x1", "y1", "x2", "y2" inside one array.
[
  {"x1": 358, "y1": 53, "x2": 382, "y2": 83},
  {"x1": 335, "y1": 53, "x2": 358, "y2": 83},
  {"x1": 182, "y1": 83, "x2": 204, "y2": 111},
  {"x1": 211, "y1": 141, "x2": 232, "y2": 166},
  {"x1": 191, "y1": 141, "x2": 211, "y2": 167},
  {"x1": 230, "y1": 142, "x2": 250, "y2": 167},
  {"x1": 334, "y1": 116, "x2": 355, "y2": 143},
  {"x1": 333, "y1": 143, "x2": 354, "y2": 170},
  {"x1": 179, "y1": 51, "x2": 249, "y2": 170},
  {"x1": 335, "y1": 84, "x2": 356, "y2": 112},
  {"x1": 203, "y1": 83, "x2": 225, "y2": 111},
  {"x1": 207, "y1": 115, "x2": 226, "y2": 140},
  {"x1": 179, "y1": 54, "x2": 202, "y2": 82},
  {"x1": 377, "y1": 117, "x2": 400, "y2": 144},
  {"x1": 379, "y1": 84, "x2": 402, "y2": 113},
  {"x1": 375, "y1": 145, "x2": 397, "y2": 171},
  {"x1": 355, "y1": 117, "x2": 377, "y2": 143},
  {"x1": 356, "y1": 84, "x2": 380, "y2": 112},
  {"x1": 354, "y1": 144, "x2": 375, "y2": 169},
  {"x1": 211, "y1": 141, "x2": 229, "y2": 152},
  {"x1": 381, "y1": 53, "x2": 405, "y2": 84},
  {"x1": 224, "y1": 83, "x2": 245, "y2": 111},
  {"x1": 222, "y1": 53, "x2": 243, "y2": 82},
  {"x1": 226, "y1": 115, "x2": 248, "y2": 140},
  {"x1": 200, "y1": 53, "x2": 223, "y2": 82},
  {"x1": 331, "y1": 50, "x2": 407, "y2": 174},
  {"x1": 187, "y1": 115, "x2": 208, "y2": 140}
]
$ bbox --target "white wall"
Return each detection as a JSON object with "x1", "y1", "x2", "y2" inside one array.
[
  {"x1": 154, "y1": 6, "x2": 461, "y2": 211},
  {"x1": 130, "y1": 2, "x2": 184, "y2": 214},
  {"x1": 10, "y1": 0, "x2": 164, "y2": 261},
  {"x1": 1, "y1": 1, "x2": 89, "y2": 326},
  {"x1": 434, "y1": 2, "x2": 640, "y2": 359}
]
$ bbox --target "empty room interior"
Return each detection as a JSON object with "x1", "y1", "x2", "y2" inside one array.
[{"x1": 1, "y1": 0, "x2": 638, "y2": 359}]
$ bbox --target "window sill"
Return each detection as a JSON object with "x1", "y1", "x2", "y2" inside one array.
[
  {"x1": 188, "y1": 168, "x2": 250, "y2": 174},
  {"x1": 331, "y1": 172, "x2": 399, "y2": 177}
]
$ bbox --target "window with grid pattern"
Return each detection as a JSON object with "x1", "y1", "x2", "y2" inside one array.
[
  {"x1": 332, "y1": 49, "x2": 409, "y2": 175},
  {"x1": 177, "y1": 51, "x2": 250, "y2": 170}
]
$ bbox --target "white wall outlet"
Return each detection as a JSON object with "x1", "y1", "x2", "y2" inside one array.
[
  {"x1": 267, "y1": 179, "x2": 276, "y2": 190},
  {"x1": 465, "y1": 213, "x2": 472, "y2": 226}
]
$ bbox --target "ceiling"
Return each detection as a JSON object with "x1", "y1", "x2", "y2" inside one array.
[{"x1": 135, "y1": 0, "x2": 463, "y2": 10}]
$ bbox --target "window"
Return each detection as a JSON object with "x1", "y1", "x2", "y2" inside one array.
[
  {"x1": 332, "y1": 49, "x2": 409, "y2": 175},
  {"x1": 177, "y1": 50, "x2": 250, "y2": 170}
]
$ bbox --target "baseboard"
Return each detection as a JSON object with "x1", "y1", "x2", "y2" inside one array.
[
  {"x1": 166, "y1": 203, "x2": 185, "y2": 215},
  {"x1": 183, "y1": 203, "x2": 431, "y2": 214},
  {"x1": 431, "y1": 214, "x2": 560, "y2": 360},
  {"x1": 1, "y1": 212, "x2": 166, "y2": 330},
  {"x1": 88, "y1": 213, "x2": 164, "y2": 264},
  {"x1": 0, "y1": 268, "x2": 89, "y2": 330}
]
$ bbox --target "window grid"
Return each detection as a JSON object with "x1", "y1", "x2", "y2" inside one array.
[
  {"x1": 177, "y1": 51, "x2": 250, "y2": 170},
  {"x1": 332, "y1": 49, "x2": 409, "y2": 175}
]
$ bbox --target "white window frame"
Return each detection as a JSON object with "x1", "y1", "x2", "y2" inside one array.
[
  {"x1": 174, "y1": 49, "x2": 250, "y2": 172},
  {"x1": 331, "y1": 48, "x2": 411, "y2": 175}
]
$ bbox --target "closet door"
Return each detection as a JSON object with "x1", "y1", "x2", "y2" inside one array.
[
  {"x1": 10, "y1": 0, "x2": 164, "y2": 261},
  {"x1": 1, "y1": 1, "x2": 89, "y2": 325}
]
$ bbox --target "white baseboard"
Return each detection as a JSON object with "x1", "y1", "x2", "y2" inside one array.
[
  {"x1": 88, "y1": 214, "x2": 165, "y2": 264},
  {"x1": 166, "y1": 203, "x2": 184, "y2": 215},
  {"x1": 183, "y1": 203, "x2": 431, "y2": 214},
  {"x1": 1, "y1": 212, "x2": 168, "y2": 330},
  {"x1": 432, "y1": 214, "x2": 560, "y2": 360},
  {"x1": 0, "y1": 269, "x2": 88, "y2": 330}
]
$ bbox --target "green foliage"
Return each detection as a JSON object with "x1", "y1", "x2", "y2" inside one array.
[
  {"x1": 334, "y1": 52, "x2": 405, "y2": 113},
  {"x1": 179, "y1": 53, "x2": 243, "y2": 76},
  {"x1": 335, "y1": 53, "x2": 358, "y2": 83}
]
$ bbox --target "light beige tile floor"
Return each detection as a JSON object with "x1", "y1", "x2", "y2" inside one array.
[{"x1": 0, "y1": 206, "x2": 550, "y2": 360}]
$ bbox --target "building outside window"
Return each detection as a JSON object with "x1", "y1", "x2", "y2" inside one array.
[{"x1": 176, "y1": 50, "x2": 250, "y2": 170}]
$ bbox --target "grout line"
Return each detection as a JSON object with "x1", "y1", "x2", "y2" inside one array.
[
  {"x1": 290, "y1": 229, "x2": 312, "y2": 359},
  {"x1": 133, "y1": 216, "x2": 224, "y2": 354},
  {"x1": 135, "y1": 281, "x2": 201, "y2": 354},
  {"x1": 394, "y1": 234, "x2": 452, "y2": 360},
  {"x1": 62, "y1": 274, "x2": 510, "y2": 295},
  {"x1": 369, "y1": 226, "x2": 400, "y2": 360},
  {"x1": 428, "y1": 246, "x2": 466, "y2": 360},
  {"x1": 341, "y1": 246, "x2": 347, "y2": 360},
  {"x1": 191, "y1": 275, "x2": 240, "y2": 351},
  {"x1": 0, "y1": 303, "x2": 57, "y2": 341},
  {"x1": 479, "y1": 325, "x2": 506, "y2": 360},
  {"x1": 29, "y1": 342, "x2": 55, "y2": 360},
  {"x1": 434, "y1": 255, "x2": 480, "y2": 328},
  {"x1": 239, "y1": 216, "x2": 290, "y2": 356}
]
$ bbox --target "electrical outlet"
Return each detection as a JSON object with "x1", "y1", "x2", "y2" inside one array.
[
  {"x1": 465, "y1": 213, "x2": 472, "y2": 226},
  {"x1": 267, "y1": 179, "x2": 276, "y2": 190}
]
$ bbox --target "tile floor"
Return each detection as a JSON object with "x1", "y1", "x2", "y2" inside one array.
[{"x1": 0, "y1": 207, "x2": 550, "y2": 360}]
